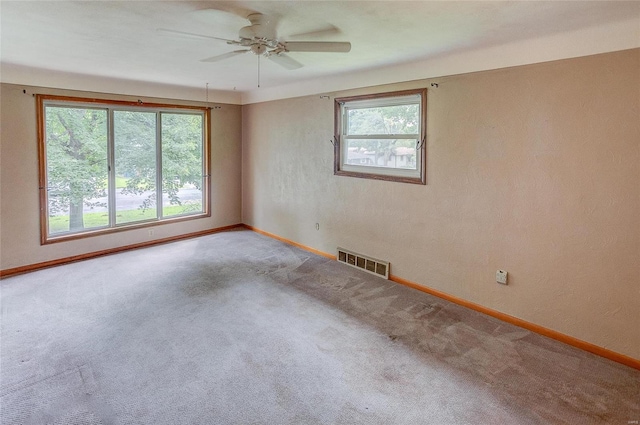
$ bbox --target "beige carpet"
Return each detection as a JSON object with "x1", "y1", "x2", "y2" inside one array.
[{"x1": 1, "y1": 229, "x2": 638, "y2": 424}]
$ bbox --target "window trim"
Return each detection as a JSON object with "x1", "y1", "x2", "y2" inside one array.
[
  {"x1": 334, "y1": 88, "x2": 427, "y2": 185},
  {"x1": 37, "y1": 94, "x2": 211, "y2": 245}
]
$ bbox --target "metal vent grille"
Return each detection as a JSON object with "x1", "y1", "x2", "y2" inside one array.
[{"x1": 336, "y1": 247, "x2": 389, "y2": 279}]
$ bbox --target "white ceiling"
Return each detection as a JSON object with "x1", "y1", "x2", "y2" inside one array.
[{"x1": 1, "y1": 1, "x2": 639, "y2": 104}]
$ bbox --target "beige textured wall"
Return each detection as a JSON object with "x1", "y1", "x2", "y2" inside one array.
[
  {"x1": 0, "y1": 83, "x2": 242, "y2": 270},
  {"x1": 242, "y1": 49, "x2": 640, "y2": 359}
]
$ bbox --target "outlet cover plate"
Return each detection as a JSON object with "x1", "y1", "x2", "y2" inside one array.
[{"x1": 496, "y1": 270, "x2": 508, "y2": 285}]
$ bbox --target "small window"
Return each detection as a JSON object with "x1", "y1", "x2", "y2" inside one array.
[
  {"x1": 37, "y1": 95, "x2": 210, "y2": 244},
  {"x1": 334, "y1": 89, "x2": 426, "y2": 184}
]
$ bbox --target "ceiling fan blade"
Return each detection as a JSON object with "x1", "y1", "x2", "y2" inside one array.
[
  {"x1": 268, "y1": 53, "x2": 303, "y2": 70},
  {"x1": 287, "y1": 25, "x2": 341, "y2": 39},
  {"x1": 201, "y1": 50, "x2": 249, "y2": 63},
  {"x1": 193, "y1": 5, "x2": 258, "y2": 21},
  {"x1": 157, "y1": 28, "x2": 236, "y2": 44},
  {"x1": 283, "y1": 41, "x2": 351, "y2": 53}
]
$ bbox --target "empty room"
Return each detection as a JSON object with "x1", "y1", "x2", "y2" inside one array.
[{"x1": 1, "y1": 1, "x2": 639, "y2": 424}]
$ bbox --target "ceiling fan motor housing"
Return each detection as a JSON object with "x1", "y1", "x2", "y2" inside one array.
[{"x1": 239, "y1": 13, "x2": 277, "y2": 41}]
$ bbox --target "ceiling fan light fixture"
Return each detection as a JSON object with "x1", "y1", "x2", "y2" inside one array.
[{"x1": 250, "y1": 44, "x2": 267, "y2": 55}]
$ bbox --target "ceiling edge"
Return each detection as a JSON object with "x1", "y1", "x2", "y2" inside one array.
[
  {"x1": 241, "y1": 16, "x2": 640, "y2": 104},
  {"x1": 1, "y1": 17, "x2": 637, "y2": 106},
  {"x1": 0, "y1": 64, "x2": 243, "y2": 105}
]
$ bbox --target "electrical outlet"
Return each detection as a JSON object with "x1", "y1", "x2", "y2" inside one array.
[
  {"x1": 496, "y1": 270, "x2": 508, "y2": 285},
  {"x1": 315, "y1": 223, "x2": 320, "y2": 231},
  {"x1": 148, "y1": 229, "x2": 154, "y2": 237}
]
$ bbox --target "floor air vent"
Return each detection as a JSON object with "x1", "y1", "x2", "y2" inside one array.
[{"x1": 337, "y1": 247, "x2": 389, "y2": 279}]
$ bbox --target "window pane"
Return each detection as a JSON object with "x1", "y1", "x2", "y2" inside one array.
[
  {"x1": 161, "y1": 113, "x2": 204, "y2": 217},
  {"x1": 347, "y1": 104, "x2": 419, "y2": 135},
  {"x1": 114, "y1": 111, "x2": 157, "y2": 224},
  {"x1": 45, "y1": 106, "x2": 109, "y2": 234},
  {"x1": 345, "y1": 138, "x2": 418, "y2": 170}
]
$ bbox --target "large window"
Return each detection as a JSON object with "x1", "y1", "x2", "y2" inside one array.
[
  {"x1": 37, "y1": 95, "x2": 210, "y2": 243},
  {"x1": 334, "y1": 89, "x2": 426, "y2": 184}
]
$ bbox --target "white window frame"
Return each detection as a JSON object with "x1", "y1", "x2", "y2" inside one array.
[
  {"x1": 334, "y1": 88, "x2": 427, "y2": 184},
  {"x1": 37, "y1": 94, "x2": 211, "y2": 244}
]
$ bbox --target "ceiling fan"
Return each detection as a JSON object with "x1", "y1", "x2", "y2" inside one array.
[{"x1": 159, "y1": 12, "x2": 351, "y2": 71}]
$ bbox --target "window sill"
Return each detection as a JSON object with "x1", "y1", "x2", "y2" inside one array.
[
  {"x1": 334, "y1": 169, "x2": 426, "y2": 185},
  {"x1": 42, "y1": 212, "x2": 211, "y2": 245}
]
